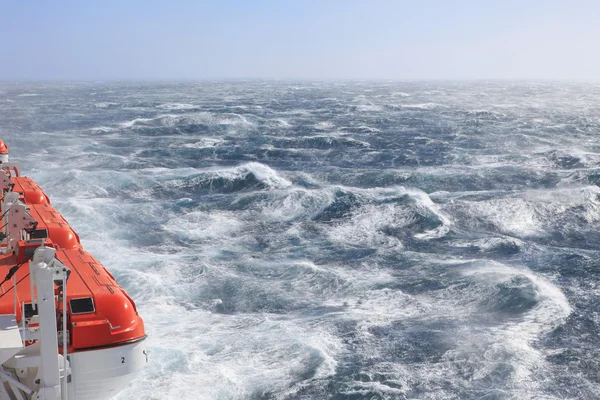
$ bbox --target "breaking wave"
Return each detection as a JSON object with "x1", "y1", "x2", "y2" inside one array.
[
  {"x1": 154, "y1": 162, "x2": 292, "y2": 196},
  {"x1": 120, "y1": 112, "x2": 254, "y2": 132}
]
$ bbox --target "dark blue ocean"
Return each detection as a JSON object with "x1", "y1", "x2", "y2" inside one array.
[{"x1": 1, "y1": 81, "x2": 600, "y2": 399}]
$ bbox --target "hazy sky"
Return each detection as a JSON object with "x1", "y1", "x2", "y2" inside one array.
[{"x1": 1, "y1": 0, "x2": 599, "y2": 80}]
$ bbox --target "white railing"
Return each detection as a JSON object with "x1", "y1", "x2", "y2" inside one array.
[{"x1": 1, "y1": 248, "x2": 72, "y2": 400}]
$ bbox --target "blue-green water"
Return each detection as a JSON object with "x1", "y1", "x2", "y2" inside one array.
[{"x1": 2, "y1": 81, "x2": 600, "y2": 399}]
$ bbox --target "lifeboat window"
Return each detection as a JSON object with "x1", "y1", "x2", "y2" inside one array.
[
  {"x1": 31, "y1": 229, "x2": 49, "y2": 239},
  {"x1": 24, "y1": 303, "x2": 38, "y2": 318},
  {"x1": 70, "y1": 298, "x2": 95, "y2": 314}
]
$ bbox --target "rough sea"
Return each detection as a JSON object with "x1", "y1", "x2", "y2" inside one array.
[{"x1": 1, "y1": 81, "x2": 600, "y2": 400}]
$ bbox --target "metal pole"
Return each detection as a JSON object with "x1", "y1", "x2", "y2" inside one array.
[
  {"x1": 0, "y1": 370, "x2": 35, "y2": 395},
  {"x1": 13, "y1": 274, "x2": 16, "y2": 316},
  {"x1": 62, "y1": 272, "x2": 68, "y2": 400},
  {"x1": 35, "y1": 263, "x2": 61, "y2": 399}
]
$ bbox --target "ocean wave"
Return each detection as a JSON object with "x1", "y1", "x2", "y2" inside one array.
[
  {"x1": 87, "y1": 126, "x2": 117, "y2": 133},
  {"x1": 407, "y1": 262, "x2": 569, "y2": 395},
  {"x1": 272, "y1": 135, "x2": 370, "y2": 150},
  {"x1": 386, "y1": 102, "x2": 444, "y2": 111},
  {"x1": 251, "y1": 185, "x2": 449, "y2": 234},
  {"x1": 459, "y1": 262, "x2": 572, "y2": 333},
  {"x1": 163, "y1": 210, "x2": 244, "y2": 245},
  {"x1": 352, "y1": 125, "x2": 381, "y2": 133},
  {"x1": 449, "y1": 236, "x2": 524, "y2": 255},
  {"x1": 355, "y1": 104, "x2": 383, "y2": 112},
  {"x1": 156, "y1": 162, "x2": 292, "y2": 196},
  {"x1": 174, "y1": 138, "x2": 225, "y2": 149},
  {"x1": 119, "y1": 112, "x2": 255, "y2": 130},
  {"x1": 155, "y1": 102, "x2": 197, "y2": 110},
  {"x1": 315, "y1": 121, "x2": 335, "y2": 129},
  {"x1": 444, "y1": 186, "x2": 600, "y2": 240},
  {"x1": 118, "y1": 305, "x2": 342, "y2": 400},
  {"x1": 94, "y1": 102, "x2": 120, "y2": 108},
  {"x1": 561, "y1": 168, "x2": 600, "y2": 186},
  {"x1": 275, "y1": 118, "x2": 291, "y2": 127},
  {"x1": 325, "y1": 187, "x2": 451, "y2": 248},
  {"x1": 326, "y1": 259, "x2": 571, "y2": 399},
  {"x1": 543, "y1": 149, "x2": 600, "y2": 169}
]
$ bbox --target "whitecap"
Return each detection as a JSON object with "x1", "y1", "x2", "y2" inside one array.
[
  {"x1": 389, "y1": 103, "x2": 444, "y2": 110},
  {"x1": 119, "y1": 112, "x2": 255, "y2": 129},
  {"x1": 177, "y1": 138, "x2": 225, "y2": 149},
  {"x1": 94, "y1": 102, "x2": 119, "y2": 108},
  {"x1": 315, "y1": 121, "x2": 335, "y2": 129},
  {"x1": 356, "y1": 104, "x2": 383, "y2": 112},
  {"x1": 155, "y1": 103, "x2": 196, "y2": 110},
  {"x1": 326, "y1": 186, "x2": 451, "y2": 247}
]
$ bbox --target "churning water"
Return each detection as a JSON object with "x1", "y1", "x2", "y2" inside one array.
[{"x1": 1, "y1": 81, "x2": 600, "y2": 399}]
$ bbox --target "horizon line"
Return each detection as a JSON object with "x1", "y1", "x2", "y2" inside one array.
[{"x1": 2, "y1": 77, "x2": 600, "y2": 84}]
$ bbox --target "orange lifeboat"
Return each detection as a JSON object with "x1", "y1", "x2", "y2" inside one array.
[
  {"x1": 0, "y1": 140, "x2": 146, "y2": 399},
  {"x1": 0, "y1": 139, "x2": 10, "y2": 164},
  {"x1": 0, "y1": 139, "x2": 8, "y2": 154}
]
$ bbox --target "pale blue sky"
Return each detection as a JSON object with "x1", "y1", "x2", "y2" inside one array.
[{"x1": 1, "y1": 0, "x2": 598, "y2": 80}]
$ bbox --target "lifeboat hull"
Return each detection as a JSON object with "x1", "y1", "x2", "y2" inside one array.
[{"x1": 68, "y1": 339, "x2": 147, "y2": 400}]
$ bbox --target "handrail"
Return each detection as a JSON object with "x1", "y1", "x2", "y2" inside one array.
[
  {"x1": 62, "y1": 272, "x2": 68, "y2": 400},
  {"x1": 13, "y1": 275, "x2": 16, "y2": 317}
]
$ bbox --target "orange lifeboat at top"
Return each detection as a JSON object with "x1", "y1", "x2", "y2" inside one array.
[{"x1": 0, "y1": 139, "x2": 10, "y2": 165}]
